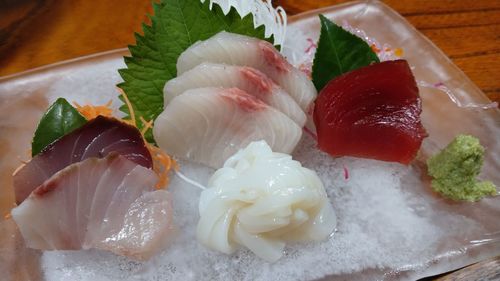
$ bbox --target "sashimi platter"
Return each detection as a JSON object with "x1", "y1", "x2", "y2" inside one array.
[{"x1": 1, "y1": 0, "x2": 499, "y2": 280}]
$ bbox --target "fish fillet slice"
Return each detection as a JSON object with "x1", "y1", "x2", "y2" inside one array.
[
  {"x1": 85, "y1": 156, "x2": 137, "y2": 242},
  {"x1": 96, "y1": 166, "x2": 157, "y2": 242},
  {"x1": 92, "y1": 190, "x2": 173, "y2": 260},
  {"x1": 13, "y1": 116, "x2": 152, "y2": 204},
  {"x1": 153, "y1": 87, "x2": 302, "y2": 168},
  {"x1": 11, "y1": 154, "x2": 173, "y2": 260},
  {"x1": 176, "y1": 31, "x2": 317, "y2": 112},
  {"x1": 75, "y1": 156, "x2": 100, "y2": 244},
  {"x1": 164, "y1": 63, "x2": 306, "y2": 127}
]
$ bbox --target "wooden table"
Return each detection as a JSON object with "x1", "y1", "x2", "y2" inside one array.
[
  {"x1": 1, "y1": 0, "x2": 498, "y2": 106},
  {"x1": 0, "y1": 0, "x2": 498, "y2": 280}
]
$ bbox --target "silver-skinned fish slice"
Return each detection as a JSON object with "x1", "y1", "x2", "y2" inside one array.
[
  {"x1": 164, "y1": 63, "x2": 306, "y2": 127},
  {"x1": 11, "y1": 154, "x2": 173, "y2": 261},
  {"x1": 153, "y1": 87, "x2": 302, "y2": 168},
  {"x1": 13, "y1": 116, "x2": 152, "y2": 204},
  {"x1": 176, "y1": 31, "x2": 317, "y2": 112}
]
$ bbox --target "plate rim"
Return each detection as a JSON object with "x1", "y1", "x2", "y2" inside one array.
[
  {"x1": 1, "y1": 2, "x2": 498, "y2": 279},
  {"x1": 1, "y1": 0, "x2": 495, "y2": 106},
  {"x1": 0, "y1": 48, "x2": 128, "y2": 82}
]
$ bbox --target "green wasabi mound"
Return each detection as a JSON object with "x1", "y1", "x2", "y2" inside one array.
[{"x1": 427, "y1": 135, "x2": 497, "y2": 201}]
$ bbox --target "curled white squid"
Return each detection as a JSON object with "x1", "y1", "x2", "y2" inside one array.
[{"x1": 197, "y1": 141, "x2": 336, "y2": 262}]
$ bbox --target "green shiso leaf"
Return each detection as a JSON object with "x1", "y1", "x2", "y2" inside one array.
[
  {"x1": 117, "y1": 0, "x2": 274, "y2": 142},
  {"x1": 32, "y1": 98, "x2": 87, "y2": 156},
  {"x1": 312, "y1": 14, "x2": 379, "y2": 92}
]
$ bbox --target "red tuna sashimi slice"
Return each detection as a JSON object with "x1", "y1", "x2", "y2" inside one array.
[
  {"x1": 11, "y1": 154, "x2": 173, "y2": 261},
  {"x1": 13, "y1": 116, "x2": 152, "y2": 204},
  {"x1": 313, "y1": 60, "x2": 427, "y2": 164}
]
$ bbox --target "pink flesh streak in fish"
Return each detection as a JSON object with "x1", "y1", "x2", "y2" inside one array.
[
  {"x1": 220, "y1": 88, "x2": 267, "y2": 112},
  {"x1": 176, "y1": 31, "x2": 317, "y2": 112},
  {"x1": 154, "y1": 87, "x2": 302, "y2": 168},
  {"x1": 259, "y1": 41, "x2": 289, "y2": 73},
  {"x1": 240, "y1": 67, "x2": 273, "y2": 94},
  {"x1": 163, "y1": 63, "x2": 306, "y2": 127}
]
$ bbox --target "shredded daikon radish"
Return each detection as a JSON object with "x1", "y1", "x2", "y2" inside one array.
[{"x1": 202, "y1": 0, "x2": 287, "y2": 47}]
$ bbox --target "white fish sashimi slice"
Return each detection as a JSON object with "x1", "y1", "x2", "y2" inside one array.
[
  {"x1": 96, "y1": 166, "x2": 157, "y2": 241},
  {"x1": 11, "y1": 154, "x2": 173, "y2": 260},
  {"x1": 13, "y1": 116, "x2": 152, "y2": 205},
  {"x1": 61, "y1": 165, "x2": 81, "y2": 247},
  {"x1": 94, "y1": 190, "x2": 173, "y2": 261},
  {"x1": 84, "y1": 157, "x2": 138, "y2": 244},
  {"x1": 176, "y1": 31, "x2": 317, "y2": 112},
  {"x1": 12, "y1": 159, "x2": 104, "y2": 250},
  {"x1": 76, "y1": 158, "x2": 101, "y2": 245},
  {"x1": 164, "y1": 63, "x2": 306, "y2": 127},
  {"x1": 153, "y1": 87, "x2": 302, "y2": 168}
]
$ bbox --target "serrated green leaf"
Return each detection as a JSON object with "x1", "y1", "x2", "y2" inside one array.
[
  {"x1": 31, "y1": 98, "x2": 87, "y2": 156},
  {"x1": 118, "y1": 0, "x2": 274, "y2": 142},
  {"x1": 312, "y1": 15, "x2": 379, "y2": 92}
]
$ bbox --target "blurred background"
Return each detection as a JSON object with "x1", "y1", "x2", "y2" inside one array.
[{"x1": 0, "y1": 0, "x2": 498, "y2": 98}]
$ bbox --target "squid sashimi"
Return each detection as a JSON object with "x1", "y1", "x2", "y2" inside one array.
[
  {"x1": 164, "y1": 63, "x2": 306, "y2": 127},
  {"x1": 11, "y1": 154, "x2": 173, "y2": 261},
  {"x1": 176, "y1": 32, "x2": 317, "y2": 112},
  {"x1": 13, "y1": 116, "x2": 152, "y2": 204},
  {"x1": 197, "y1": 141, "x2": 336, "y2": 262},
  {"x1": 153, "y1": 87, "x2": 302, "y2": 168}
]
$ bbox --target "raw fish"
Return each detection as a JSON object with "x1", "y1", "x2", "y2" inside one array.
[
  {"x1": 11, "y1": 154, "x2": 173, "y2": 261},
  {"x1": 164, "y1": 63, "x2": 306, "y2": 127},
  {"x1": 198, "y1": 141, "x2": 336, "y2": 262},
  {"x1": 176, "y1": 32, "x2": 317, "y2": 112},
  {"x1": 153, "y1": 87, "x2": 302, "y2": 168},
  {"x1": 13, "y1": 116, "x2": 152, "y2": 204},
  {"x1": 314, "y1": 60, "x2": 427, "y2": 164}
]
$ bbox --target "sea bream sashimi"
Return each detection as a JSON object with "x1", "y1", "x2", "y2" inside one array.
[
  {"x1": 11, "y1": 153, "x2": 173, "y2": 261},
  {"x1": 153, "y1": 87, "x2": 302, "y2": 168},
  {"x1": 13, "y1": 116, "x2": 152, "y2": 204},
  {"x1": 176, "y1": 31, "x2": 317, "y2": 112},
  {"x1": 164, "y1": 63, "x2": 306, "y2": 127}
]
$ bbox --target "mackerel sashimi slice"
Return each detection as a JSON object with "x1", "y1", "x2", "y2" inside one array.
[
  {"x1": 11, "y1": 154, "x2": 173, "y2": 261},
  {"x1": 153, "y1": 87, "x2": 302, "y2": 168},
  {"x1": 313, "y1": 60, "x2": 427, "y2": 164},
  {"x1": 164, "y1": 63, "x2": 306, "y2": 127},
  {"x1": 13, "y1": 116, "x2": 152, "y2": 204},
  {"x1": 176, "y1": 31, "x2": 317, "y2": 112}
]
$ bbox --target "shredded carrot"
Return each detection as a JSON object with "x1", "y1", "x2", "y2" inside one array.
[
  {"x1": 4, "y1": 213, "x2": 11, "y2": 220},
  {"x1": 74, "y1": 100, "x2": 113, "y2": 120},
  {"x1": 117, "y1": 88, "x2": 137, "y2": 127},
  {"x1": 370, "y1": 44, "x2": 380, "y2": 53},
  {"x1": 69, "y1": 90, "x2": 179, "y2": 190},
  {"x1": 139, "y1": 116, "x2": 154, "y2": 136},
  {"x1": 136, "y1": 115, "x2": 177, "y2": 189},
  {"x1": 147, "y1": 143, "x2": 178, "y2": 189},
  {"x1": 394, "y1": 48, "x2": 404, "y2": 57}
]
